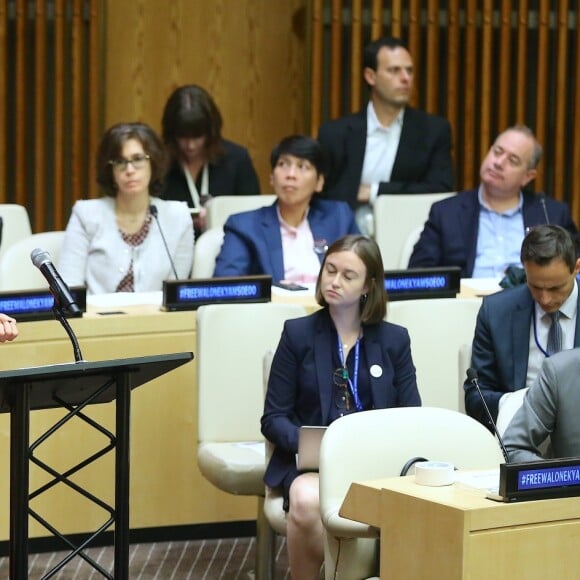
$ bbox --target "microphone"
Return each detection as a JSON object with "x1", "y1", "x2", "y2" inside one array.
[
  {"x1": 149, "y1": 204, "x2": 179, "y2": 279},
  {"x1": 538, "y1": 193, "x2": 550, "y2": 225},
  {"x1": 466, "y1": 368, "x2": 510, "y2": 463},
  {"x1": 31, "y1": 248, "x2": 81, "y2": 315}
]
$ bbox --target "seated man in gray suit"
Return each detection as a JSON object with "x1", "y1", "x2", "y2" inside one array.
[
  {"x1": 317, "y1": 36, "x2": 454, "y2": 234},
  {"x1": 504, "y1": 348, "x2": 580, "y2": 462},
  {"x1": 465, "y1": 225, "x2": 580, "y2": 431}
]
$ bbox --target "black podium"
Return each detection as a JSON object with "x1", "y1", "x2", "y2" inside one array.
[{"x1": 0, "y1": 351, "x2": 194, "y2": 579}]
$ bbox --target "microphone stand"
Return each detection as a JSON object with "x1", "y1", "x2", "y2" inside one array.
[{"x1": 52, "y1": 298, "x2": 84, "y2": 363}]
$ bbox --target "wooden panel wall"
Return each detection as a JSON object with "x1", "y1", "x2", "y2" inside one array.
[
  {"x1": 4, "y1": 2, "x2": 580, "y2": 229},
  {"x1": 104, "y1": 0, "x2": 308, "y2": 200},
  {"x1": 0, "y1": 0, "x2": 307, "y2": 232},
  {"x1": 308, "y1": 0, "x2": 580, "y2": 223},
  {"x1": 1, "y1": 0, "x2": 102, "y2": 232}
]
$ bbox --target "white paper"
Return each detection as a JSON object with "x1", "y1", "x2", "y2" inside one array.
[{"x1": 454, "y1": 468, "x2": 500, "y2": 494}]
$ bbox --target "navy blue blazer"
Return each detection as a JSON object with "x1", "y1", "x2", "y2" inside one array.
[
  {"x1": 213, "y1": 198, "x2": 359, "y2": 284},
  {"x1": 464, "y1": 282, "x2": 580, "y2": 428},
  {"x1": 409, "y1": 189, "x2": 578, "y2": 278},
  {"x1": 317, "y1": 107, "x2": 454, "y2": 208},
  {"x1": 161, "y1": 139, "x2": 260, "y2": 206},
  {"x1": 261, "y1": 308, "x2": 421, "y2": 489}
]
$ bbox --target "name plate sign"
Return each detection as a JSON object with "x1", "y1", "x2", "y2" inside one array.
[
  {"x1": 0, "y1": 287, "x2": 87, "y2": 321},
  {"x1": 384, "y1": 267, "x2": 461, "y2": 301},
  {"x1": 497, "y1": 456, "x2": 580, "y2": 502},
  {"x1": 162, "y1": 275, "x2": 272, "y2": 311}
]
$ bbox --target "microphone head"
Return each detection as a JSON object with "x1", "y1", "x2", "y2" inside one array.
[
  {"x1": 466, "y1": 368, "x2": 478, "y2": 382},
  {"x1": 149, "y1": 204, "x2": 158, "y2": 217},
  {"x1": 31, "y1": 248, "x2": 51, "y2": 268}
]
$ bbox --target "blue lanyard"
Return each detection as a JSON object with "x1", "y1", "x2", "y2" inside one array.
[
  {"x1": 532, "y1": 309, "x2": 550, "y2": 358},
  {"x1": 337, "y1": 334, "x2": 363, "y2": 411}
]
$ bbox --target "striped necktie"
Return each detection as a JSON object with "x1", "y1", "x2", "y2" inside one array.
[{"x1": 546, "y1": 311, "x2": 563, "y2": 356}]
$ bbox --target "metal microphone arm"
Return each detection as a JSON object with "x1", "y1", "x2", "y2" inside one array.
[
  {"x1": 466, "y1": 368, "x2": 510, "y2": 463},
  {"x1": 150, "y1": 204, "x2": 179, "y2": 279},
  {"x1": 52, "y1": 300, "x2": 84, "y2": 362}
]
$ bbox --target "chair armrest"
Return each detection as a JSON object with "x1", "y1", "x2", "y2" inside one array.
[{"x1": 322, "y1": 508, "x2": 379, "y2": 538}]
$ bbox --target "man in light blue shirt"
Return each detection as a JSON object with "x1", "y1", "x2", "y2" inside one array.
[{"x1": 409, "y1": 125, "x2": 577, "y2": 278}]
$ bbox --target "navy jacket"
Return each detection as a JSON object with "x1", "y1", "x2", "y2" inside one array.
[
  {"x1": 409, "y1": 189, "x2": 578, "y2": 278},
  {"x1": 213, "y1": 198, "x2": 359, "y2": 284},
  {"x1": 261, "y1": 308, "x2": 421, "y2": 489},
  {"x1": 317, "y1": 107, "x2": 454, "y2": 208},
  {"x1": 465, "y1": 282, "x2": 580, "y2": 428}
]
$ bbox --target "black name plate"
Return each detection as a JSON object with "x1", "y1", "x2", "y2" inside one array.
[
  {"x1": 497, "y1": 456, "x2": 580, "y2": 502},
  {"x1": 0, "y1": 286, "x2": 87, "y2": 322},
  {"x1": 162, "y1": 275, "x2": 272, "y2": 311},
  {"x1": 384, "y1": 267, "x2": 461, "y2": 301}
]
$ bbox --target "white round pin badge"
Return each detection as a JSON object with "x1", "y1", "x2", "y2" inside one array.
[{"x1": 370, "y1": 364, "x2": 383, "y2": 378}]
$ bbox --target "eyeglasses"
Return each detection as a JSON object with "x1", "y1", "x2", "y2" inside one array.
[
  {"x1": 333, "y1": 367, "x2": 352, "y2": 411},
  {"x1": 108, "y1": 154, "x2": 151, "y2": 171}
]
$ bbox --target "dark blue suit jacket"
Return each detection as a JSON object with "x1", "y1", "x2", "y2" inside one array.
[
  {"x1": 409, "y1": 189, "x2": 578, "y2": 277},
  {"x1": 317, "y1": 107, "x2": 454, "y2": 208},
  {"x1": 161, "y1": 139, "x2": 260, "y2": 206},
  {"x1": 465, "y1": 282, "x2": 580, "y2": 428},
  {"x1": 261, "y1": 308, "x2": 421, "y2": 489},
  {"x1": 213, "y1": 198, "x2": 359, "y2": 284}
]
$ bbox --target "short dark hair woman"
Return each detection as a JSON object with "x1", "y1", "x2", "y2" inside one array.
[{"x1": 214, "y1": 135, "x2": 360, "y2": 284}]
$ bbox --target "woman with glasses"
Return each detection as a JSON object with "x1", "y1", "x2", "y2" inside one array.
[
  {"x1": 161, "y1": 85, "x2": 261, "y2": 236},
  {"x1": 213, "y1": 135, "x2": 359, "y2": 285},
  {"x1": 59, "y1": 122, "x2": 194, "y2": 294},
  {"x1": 261, "y1": 234, "x2": 420, "y2": 579}
]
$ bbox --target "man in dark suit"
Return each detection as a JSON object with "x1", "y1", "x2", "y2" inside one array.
[
  {"x1": 409, "y1": 125, "x2": 577, "y2": 278},
  {"x1": 317, "y1": 36, "x2": 454, "y2": 233},
  {"x1": 464, "y1": 225, "x2": 580, "y2": 431}
]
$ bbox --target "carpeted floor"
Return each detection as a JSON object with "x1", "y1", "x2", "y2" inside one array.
[{"x1": 0, "y1": 537, "x2": 290, "y2": 579}]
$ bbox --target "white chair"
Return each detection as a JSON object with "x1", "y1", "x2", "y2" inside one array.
[
  {"x1": 261, "y1": 350, "x2": 287, "y2": 538},
  {"x1": 373, "y1": 193, "x2": 455, "y2": 269},
  {"x1": 192, "y1": 227, "x2": 224, "y2": 278},
  {"x1": 319, "y1": 407, "x2": 504, "y2": 579},
  {"x1": 458, "y1": 343, "x2": 471, "y2": 414},
  {"x1": 0, "y1": 231, "x2": 65, "y2": 291},
  {"x1": 0, "y1": 204, "x2": 33, "y2": 261},
  {"x1": 196, "y1": 303, "x2": 306, "y2": 579},
  {"x1": 387, "y1": 298, "x2": 482, "y2": 411},
  {"x1": 205, "y1": 195, "x2": 276, "y2": 230},
  {"x1": 398, "y1": 225, "x2": 423, "y2": 269}
]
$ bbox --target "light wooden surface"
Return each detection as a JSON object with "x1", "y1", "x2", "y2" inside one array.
[
  {"x1": 0, "y1": 305, "x2": 256, "y2": 541},
  {"x1": 341, "y1": 475, "x2": 580, "y2": 579}
]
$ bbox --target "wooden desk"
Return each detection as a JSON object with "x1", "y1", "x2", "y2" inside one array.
[
  {"x1": 0, "y1": 305, "x2": 256, "y2": 541},
  {"x1": 340, "y1": 476, "x2": 580, "y2": 579}
]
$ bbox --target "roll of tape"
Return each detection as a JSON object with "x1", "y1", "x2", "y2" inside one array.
[{"x1": 414, "y1": 461, "x2": 455, "y2": 486}]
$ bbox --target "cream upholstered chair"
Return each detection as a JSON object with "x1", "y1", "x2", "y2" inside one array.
[
  {"x1": 205, "y1": 194, "x2": 276, "y2": 230},
  {"x1": 319, "y1": 407, "x2": 504, "y2": 579},
  {"x1": 398, "y1": 225, "x2": 423, "y2": 269},
  {"x1": 192, "y1": 227, "x2": 224, "y2": 278},
  {"x1": 458, "y1": 343, "x2": 472, "y2": 414},
  {"x1": 0, "y1": 203, "x2": 33, "y2": 261},
  {"x1": 0, "y1": 231, "x2": 65, "y2": 291},
  {"x1": 196, "y1": 303, "x2": 306, "y2": 579},
  {"x1": 373, "y1": 192, "x2": 455, "y2": 269},
  {"x1": 387, "y1": 298, "x2": 482, "y2": 411},
  {"x1": 261, "y1": 350, "x2": 287, "y2": 539}
]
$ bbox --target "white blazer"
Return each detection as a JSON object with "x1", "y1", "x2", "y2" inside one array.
[{"x1": 58, "y1": 196, "x2": 194, "y2": 294}]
